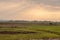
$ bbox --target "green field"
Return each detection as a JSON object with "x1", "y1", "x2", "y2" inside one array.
[{"x1": 0, "y1": 24, "x2": 60, "y2": 40}]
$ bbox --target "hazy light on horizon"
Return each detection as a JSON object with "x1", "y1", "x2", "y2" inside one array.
[{"x1": 0, "y1": 0, "x2": 60, "y2": 21}]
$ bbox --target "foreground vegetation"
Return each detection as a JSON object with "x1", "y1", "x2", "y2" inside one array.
[{"x1": 0, "y1": 23, "x2": 60, "y2": 40}]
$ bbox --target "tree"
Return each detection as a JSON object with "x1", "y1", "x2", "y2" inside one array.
[{"x1": 49, "y1": 22, "x2": 53, "y2": 25}]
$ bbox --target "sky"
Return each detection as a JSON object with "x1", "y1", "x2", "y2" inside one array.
[{"x1": 0, "y1": 0, "x2": 60, "y2": 21}]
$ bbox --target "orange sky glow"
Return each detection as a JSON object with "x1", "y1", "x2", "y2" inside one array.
[{"x1": 0, "y1": 0, "x2": 60, "y2": 21}]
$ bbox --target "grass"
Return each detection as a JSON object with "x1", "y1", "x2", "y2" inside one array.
[{"x1": 0, "y1": 24, "x2": 60, "y2": 40}]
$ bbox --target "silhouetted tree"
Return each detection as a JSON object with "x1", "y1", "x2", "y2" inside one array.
[{"x1": 49, "y1": 22, "x2": 53, "y2": 25}]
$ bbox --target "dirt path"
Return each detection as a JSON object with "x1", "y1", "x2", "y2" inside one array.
[{"x1": 0, "y1": 31, "x2": 37, "y2": 34}]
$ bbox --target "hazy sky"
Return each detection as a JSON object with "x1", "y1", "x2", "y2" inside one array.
[{"x1": 0, "y1": 0, "x2": 60, "y2": 21}]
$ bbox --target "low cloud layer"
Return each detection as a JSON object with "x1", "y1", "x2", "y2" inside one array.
[
  {"x1": 28, "y1": 0, "x2": 60, "y2": 11},
  {"x1": 29, "y1": 0, "x2": 60, "y2": 6}
]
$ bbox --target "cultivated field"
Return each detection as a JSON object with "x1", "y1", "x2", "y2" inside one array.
[{"x1": 0, "y1": 23, "x2": 60, "y2": 40}]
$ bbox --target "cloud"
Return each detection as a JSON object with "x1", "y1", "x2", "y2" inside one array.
[
  {"x1": 28, "y1": 0, "x2": 60, "y2": 6},
  {"x1": 0, "y1": 0, "x2": 34, "y2": 20},
  {"x1": 27, "y1": 0, "x2": 60, "y2": 11},
  {"x1": 0, "y1": 0, "x2": 60, "y2": 11},
  {"x1": 0, "y1": 0, "x2": 60, "y2": 21}
]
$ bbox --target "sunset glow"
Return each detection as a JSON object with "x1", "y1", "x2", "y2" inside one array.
[{"x1": 0, "y1": 0, "x2": 60, "y2": 21}]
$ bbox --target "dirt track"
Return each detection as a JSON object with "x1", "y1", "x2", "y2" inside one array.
[{"x1": 0, "y1": 31, "x2": 37, "y2": 34}]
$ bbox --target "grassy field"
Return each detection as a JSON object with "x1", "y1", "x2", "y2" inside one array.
[{"x1": 0, "y1": 24, "x2": 60, "y2": 40}]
